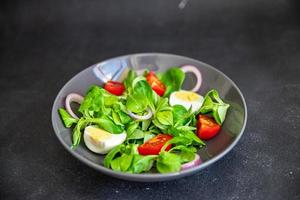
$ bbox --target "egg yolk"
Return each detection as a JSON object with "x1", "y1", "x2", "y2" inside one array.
[
  {"x1": 175, "y1": 91, "x2": 200, "y2": 102},
  {"x1": 86, "y1": 126, "x2": 111, "y2": 143}
]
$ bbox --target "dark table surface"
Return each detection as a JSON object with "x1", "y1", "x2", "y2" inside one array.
[{"x1": 1, "y1": 0, "x2": 299, "y2": 199}]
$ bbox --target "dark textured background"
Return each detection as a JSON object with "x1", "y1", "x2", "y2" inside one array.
[{"x1": 0, "y1": 0, "x2": 299, "y2": 199}]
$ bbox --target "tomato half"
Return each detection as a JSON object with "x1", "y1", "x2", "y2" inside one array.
[
  {"x1": 197, "y1": 115, "x2": 221, "y2": 140},
  {"x1": 146, "y1": 71, "x2": 166, "y2": 96},
  {"x1": 138, "y1": 134, "x2": 173, "y2": 155},
  {"x1": 104, "y1": 80, "x2": 125, "y2": 96}
]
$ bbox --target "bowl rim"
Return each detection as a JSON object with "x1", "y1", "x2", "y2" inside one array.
[{"x1": 51, "y1": 53, "x2": 247, "y2": 181}]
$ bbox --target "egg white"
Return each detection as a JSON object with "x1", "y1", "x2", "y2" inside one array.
[
  {"x1": 169, "y1": 90, "x2": 204, "y2": 113},
  {"x1": 83, "y1": 126, "x2": 126, "y2": 154}
]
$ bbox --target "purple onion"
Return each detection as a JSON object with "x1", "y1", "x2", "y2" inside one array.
[
  {"x1": 181, "y1": 154, "x2": 202, "y2": 171},
  {"x1": 181, "y1": 65, "x2": 202, "y2": 92},
  {"x1": 127, "y1": 107, "x2": 153, "y2": 120},
  {"x1": 65, "y1": 93, "x2": 84, "y2": 119}
]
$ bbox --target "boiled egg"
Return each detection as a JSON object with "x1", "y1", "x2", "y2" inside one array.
[
  {"x1": 169, "y1": 90, "x2": 204, "y2": 113},
  {"x1": 83, "y1": 126, "x2": 126, "y2": 154}
]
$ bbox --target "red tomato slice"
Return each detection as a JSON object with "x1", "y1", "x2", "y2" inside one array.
[
  {"x1": 104, "y1": 80, "x2": 125, "y2": 96},
  {"x1": 138, "y1": 134, "x2": 173, "y2": 155},
  {"x1": 197, "y1": 115, "x2": 221, "y2": 140},
  {"x1": 146, "y1": 71, "x2": 166, "y2": 96}
]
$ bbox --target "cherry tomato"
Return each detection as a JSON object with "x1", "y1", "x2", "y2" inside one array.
[
  {"x1": 104, "y1": 80, "x2": 125, "y2": 96},
  {"x1": 146, "y1": 71, "x2": 166, "y2": 96},
  {"x1": 197, "y1": 115, "x2": 221, "y2": 140},
  {"x1": 138, "y1": 134, "x2": 173, "y2": 155}
]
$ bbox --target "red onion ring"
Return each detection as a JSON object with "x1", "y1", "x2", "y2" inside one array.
[
  {"x1": 181, "y1": 154, "x2": 202, "y2": 171},
  {"x1": 127, "y1": 107, "x2": 153, "y2": 120},
  {"x1": 65, "y1": 93, "x2": 84, "y2": 119},
  {"x1": 181, "y1": 65, "x2": 202, "y2": 92}
]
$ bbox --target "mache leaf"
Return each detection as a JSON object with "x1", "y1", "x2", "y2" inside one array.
[
  {"x1": 200, "y1": 89, "x2": 230, "y2": 125},
  {"x1": 58, "y1": 108, "x2": 78, "y2": 128},
  {"x1": 160, "y1": 68, "x2": 185, "y2": 97},
  {"x1": 156, "y1": 152, "x2": 181, "y2": 173}
]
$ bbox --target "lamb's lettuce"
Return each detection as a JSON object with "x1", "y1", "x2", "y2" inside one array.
[
  {"x1": 124, "y1": 70, "x2": 137, "y2": 91},
  {"x1": 104, "y1": 144, "x2": 125, "y2": 168},
  {"x1": 78, "y1": 86, "x2": 118, "y2": 118},
  {"x1": 200, "y1": 89, "x2": 230, "y2": 125},
  {"x1": 131, "y1": 154, "x2": 157, "y2": 173},
  {"x1": 125, "y1": 77, "x2": 158, "y2": 114},
  {"x1": 169, "y1": 145, "x2": 196, "y2": 163},
  {"x1": 156, "y1": 151, "x2": 181, "y2": 173},
  {"x1": 104, "y1": 144, "x2": 157, "y2": 173},
  {"x1": 58, "y1": 108, "x2": 78, "y2": 128},
  {"x1": 126, "y1": 93, "x2": 148, "y2": 113},
  {"x1": 159, "y1": 67, "x2": 185, "y2": 97},
  {"x1": 156, "y1": 111, "x2": 173, "y2": 126},
  {"x1": 152, "y1": 97, "x2": 173, "y2": 132}
]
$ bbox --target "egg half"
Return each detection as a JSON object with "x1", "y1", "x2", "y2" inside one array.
[
  {"x1": 83, "y1": 126, "x2": 126, "y2": 154},
  {"x1": 169, "y1": 90, "x2": 204, "y2": 113}
]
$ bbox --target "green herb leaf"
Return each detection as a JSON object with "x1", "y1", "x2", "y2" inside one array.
[
  {"x1": 78, "y1": 86, "x2": 119, "y2": 118},
  {"x1": 134, "y1": 80, "x2": 158, "y2": 111},
  {"x1": 152, "y1": 118, "x2": 168, "y2": 131},
  {"x1": 156, "y1": 110, "x2": 173, "y2": 126},
  {"x1": 127, "y1": 121, "x2": 139, "y2": 136},
  {"x1": 172, "y1": 105, "x2": 197, "y2": 128},
  {"x1": 200, "y1": 89, "x2": 230, "y2": 125},
  {"x1": 127, "y1": 129, "x2": 145, "y2": 140},
  {"x1": 156, "y1": 152, "x2": 181, "y2": 173},
  {"x1": 161, "y1": 132, "x2": 204, "y2": 152},
  {"x1": 120, "y1": 154, "x2": 134, "y2": 172},
  {"x1": 131, "y1": 155, "x2": 157, "y2": 173},
  {"x1": 58, "y1": 108, "x2": 78, "y2": 128},
  {"x1": 142, "y1": 119, "x2": 151, "y2": 131},
  {"x1": 160, "y1": 68, "x2": 185, "y2": 97},
  {"x1": 183, "y1": 131, "x2": 205, "y2": 146},
  {"x1": 112, "y1": 110, "x2": 123, "y2": 126},
  {"x1": 155, "y1": 97, "x2": 171, "y2": 112},
  {"x1": 78, "y1": 86, "x2": 103, "y2": 118},
  {"x1": 132, "y1": 76, "x2": 146, "y2": 88},
  {"x1": 170, "y1": 145, "x2": 196, "y2": 163},
  {"x1": 126, "y1": 93, "x2": 148, "y2": 113},
  {"x1": 104, "y1": 144, "x2": 124, "y2": 168},
  {"x1": 164, "y1": 136, "x2": 193, "y2": 147},
  {"x1": 148, "y1": 123, "x2": 160, "y2": 134},
  {"x1": 124, "y1": 70, "x2": 137, "y2": 90},
  {"x1": 175, "y1": 125, "x2": 196, "y2": 132},
  {"x1": 97, "y1": 116, "x2": 124, "y2": 134},
  {"x1": 111, "y1": 157, "x2": 122, "y2": 171},
  {"x1": 117, "y1": 110, "x2": 132, "y2": 124},
  {"x1": 214, "y1": 104, "x2": 230, "y2": 125},
  {"x1": 71, "y1": 118, "x2": 87, "y2": 149},
  {"x1": 172, "y1": 105, "x2": 188, "y2": 125}
]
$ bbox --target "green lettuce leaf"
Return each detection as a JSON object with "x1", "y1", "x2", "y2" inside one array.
[
  {"x1": 156, "y1": 151, "x2": 181, "y2": 173},
  {"x1": 159, "y1": 68, "x2": 185, "y2": 97},
  {"x1": 58, "y1": 108, "x2": 78, "y2": 128},
  {"x1": 78, "y1": 86, "x2": 118, "y2": 118},
  {"x1": 200, "y1": 89, "x2": 230, "y2": 125},
  {"x1": 131, "y1": 155, "x2": 157, "y2": 173}
]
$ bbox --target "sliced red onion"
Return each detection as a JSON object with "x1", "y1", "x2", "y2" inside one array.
[
  {"x1": 128, "y1": 107, "x2": 153, "y2": 120},
  {"x1": 65, "y1": 93, "x2": 84, "y2": 119},
  {"x1": 181, "y1": 65, "x2": 202, "y2": 92},
  {"x1": 181, "y1": 154, "x2": 202, "y2": 171}
]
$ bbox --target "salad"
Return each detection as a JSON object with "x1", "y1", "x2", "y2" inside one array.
[{"x1": 58, "y1": 65, "x2": 230, "y2": 173}]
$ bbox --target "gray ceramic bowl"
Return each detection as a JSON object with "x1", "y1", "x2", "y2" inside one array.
[{"x1": 51, "y1": 53, "x2": 247, "y2": 182}]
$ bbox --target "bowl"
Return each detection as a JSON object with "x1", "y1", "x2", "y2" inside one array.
[{"x1": 51, "y1": 53, "x2": 247, "y2": 182}]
